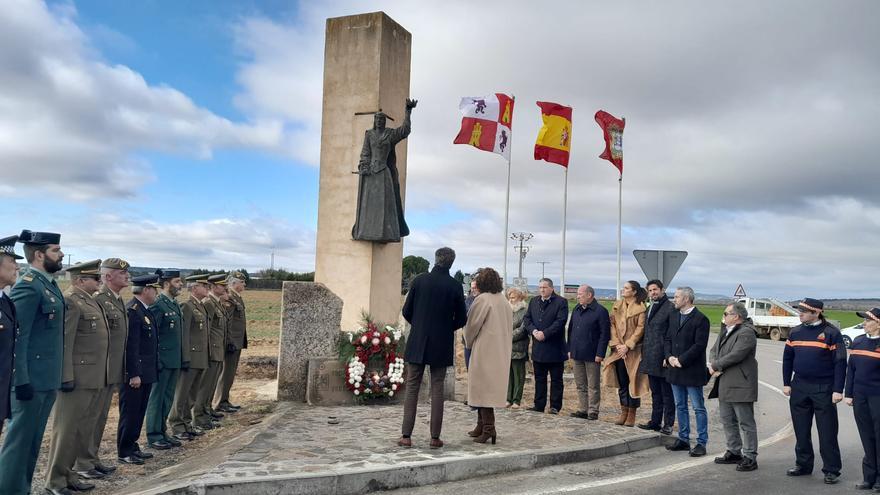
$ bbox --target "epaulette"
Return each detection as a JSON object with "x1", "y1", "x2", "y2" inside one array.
[{"x1": 21, "y1": 275, "x2": 34, "y2": 282}]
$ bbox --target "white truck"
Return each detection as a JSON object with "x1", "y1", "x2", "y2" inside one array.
[{"x1": 736, "y1": 297, "x2": 840, "y2": 341}]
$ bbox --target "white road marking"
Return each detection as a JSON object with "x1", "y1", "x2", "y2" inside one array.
[
  {"x1": 527, "y1": 380, "x2": 793, "y2": 494},
  {"x1": 773, "y1": 360, "x2": 783, "y2": 364}
]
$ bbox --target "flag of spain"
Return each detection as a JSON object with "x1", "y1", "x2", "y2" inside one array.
[{"x1": 534, "y1": 101, "x2": 572, "y2": 167}]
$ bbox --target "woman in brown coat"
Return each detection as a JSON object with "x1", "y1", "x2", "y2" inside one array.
[
  {"x1": 464, "y1": 268, "x2": 513, "y2": 444},
  {"x1": 603, "y1": 280, "x2": 650, "y2": 427}
]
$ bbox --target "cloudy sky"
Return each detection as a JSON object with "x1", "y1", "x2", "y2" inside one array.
[{"x1": 1, "y1": 0, "x2": 877, "y2": 299}]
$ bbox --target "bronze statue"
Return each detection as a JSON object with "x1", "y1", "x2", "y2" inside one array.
[{"x1": 351, "y1": 98, "x2": 417, "y2": 243}]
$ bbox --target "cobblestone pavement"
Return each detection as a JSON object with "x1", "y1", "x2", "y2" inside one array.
[{"x1": 200, "y1": 400, "x2": 660, "y2": 482}]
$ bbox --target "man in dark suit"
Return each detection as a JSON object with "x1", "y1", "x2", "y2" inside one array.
[
  {"x1": 637, "y1": 279, "x2": 676, "y2": 434},
  {"x1": 567, "y1": 285, "x2": 609, "y2": 420},
  {"x1": 0, "y1": 235, "x2": 22, "y2": 437},
  {"x1": 524, "y1": 278, "x2": 569, "y2": 414},
  {"x1": 399, "y1": 247, "x2": 468, "y2": 448},
  {"x1": 0, "y1": 230, "x2": 65, "y2": 495},
  {"x1": 117, "y1": 274, "x2": 161, "y2": 465},
  {"x1": 664, "y1": 286, "x2": 711, "y2": 457}
]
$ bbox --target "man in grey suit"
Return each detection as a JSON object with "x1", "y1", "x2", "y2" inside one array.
[{"x1": 708, "y1": 302, "x2": 759, "y2": 471}]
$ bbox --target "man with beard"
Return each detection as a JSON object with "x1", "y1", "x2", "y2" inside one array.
[
  {"x1": 168, "y1": 274, "x2": 210, "y2": 440},
  {"x1": 0, "y1": 235, "x2": 22, "y2": 437},
  {"x1": 194, "y1": 274, "x2": 228, "y2": 430},
  {"x1": 0, "y1": 230, "x2": 65, "y2": 495},
  {"x1": 44, "y1": 260, "x2": 110, "y2": 493},
  {"x1": 75, "y1": 258, "x2": 131, "y2": 478},
  {"x1": 637, "y1": 279, "x2": 676, "y2": 435},
  {"x1": 215, "y1": 272, "x2": 246, "y2": 413},
  {"x1": 145, "y1": 269, "x2": 184, "y2": 450}
]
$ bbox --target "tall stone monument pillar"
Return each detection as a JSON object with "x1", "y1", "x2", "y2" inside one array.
[{"x1": 314, "y1": 12, "x2": 411, "y2": 331}]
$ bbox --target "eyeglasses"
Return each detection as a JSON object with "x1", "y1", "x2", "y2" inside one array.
[{"x1": 723, "y1": 312, "x2": 735, "y2": 316}]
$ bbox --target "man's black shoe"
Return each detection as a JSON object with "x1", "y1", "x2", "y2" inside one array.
[
  {"x1": 209, "y1": 410, "x2": 225, "y2": 419},
  {"x1": 714, "y1": 450, "x2": 743, "y2": 464},
  {"x1": 786, "y1": 466, "x2": 812, "y2": 476},
  {"x1": 637, "y1": 422, "x2": 660, "y2": 431},
  {"x1": 118, "y1": 456, "x2": 144, "y2": 465},
  {"x1": 548, "y1": 408, "x2": 559, "y2": 415},
  {"x1": 527, "y1": 407, "x2": 544, "y2": 413},
  {"x1": 587, "y1": 413, "x2": 599, "y2": 420},
  {"x1": 94, "y1": 463, "x2": 116, "y2": 475},
  {"x1": 659, "y1": 426, "x2": 674, "y2": 435},
  {"x1": 149, "y1": 440, "x2": 172, "y2": 450},
  {"x1": 689, "y1": 444, "x2": 707, "y2": 457},
  {"x1": 570, "y1": 411, "x2": 589, "y2": 419},
  {"x1": 855, "y1": 481, "x2": 874, "y2": 490},
  {"x1": 825, "y1": 473, "x2": 840, "y2": 484},
  {"x1": 67, "y1": 480, "x2": 95, "y2": 492},
  {"x1": 133, "y1": 450, "x2": 154, "y2": 459},
  {"x1": 190, "y1": 427, "x2": 206, "y2": 436},
  {"x1": 75, "y1": 469, "x2": 106, "y2": 480},
  {"x1": 174, "y1": 432, "x2": 194, "y2": 441},
  {"x1": 666, "y1": 439, "x2": 690, "y2": 451},
  {"x1": 165, "y1": 436, "x2": 183, "y2": 447},
  {"x1": 736, "y1": 458, "x2": 758, "y2": 472}
]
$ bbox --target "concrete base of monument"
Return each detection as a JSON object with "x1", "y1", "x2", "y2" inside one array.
[{"x1": 125, "y1": 401, "x2": 673, "y2": 495}]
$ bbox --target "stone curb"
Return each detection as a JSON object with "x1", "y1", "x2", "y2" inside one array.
[{"x1": 143, "y1": 428, "x2": 672, "y2": 495}]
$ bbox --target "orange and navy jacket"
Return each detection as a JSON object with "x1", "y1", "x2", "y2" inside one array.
[
  {"x1": 782, "y1": 320, "x2": 846, "y2": 393},
  {"x1": 845, "y1": 335, "x2": 880, "y2": 398}
]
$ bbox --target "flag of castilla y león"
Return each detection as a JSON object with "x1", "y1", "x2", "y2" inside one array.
[
  {"x1": 453, "y1": 94, "x2": 515, "y2": 160},
  {"x1": 534, "y1": 101, "x2": 573, "y2": 167},
  {"x1": 594, "y1": 110, "x2": 625, "y2": 174}
]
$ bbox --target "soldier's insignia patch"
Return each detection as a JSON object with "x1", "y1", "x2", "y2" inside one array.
[
  {"x1": 22, "y1": 275, "x2": 34, "y2": 282},
  {"x1": 144, "y1": 316, "x2": 151, "y2": 324},
  {"x1": 817, "y1": 333, "x2": 826, "y2": 340}
]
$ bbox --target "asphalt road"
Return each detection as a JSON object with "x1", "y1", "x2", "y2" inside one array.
[{"x1": 392, "y1": 338, "x2": 868, "y2": 495}]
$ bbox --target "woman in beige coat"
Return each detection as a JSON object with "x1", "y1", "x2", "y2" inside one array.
[
  {"x1": 603, "y1": 280, "x2": 650, "y2": 427},
  {"x1": 464, "y1": 268, "x2": 513, "y2": 444}
]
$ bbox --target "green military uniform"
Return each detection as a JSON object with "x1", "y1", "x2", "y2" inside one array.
[
  {"x1": 75, "y1": 257, "x2": 130, "y2": 474},
  {"x1": 168, "y1": 274, "x2": 210, "y2": 436},
  {"x1": 215, "y1": 272, "x2": 247, "y2": 411},
  {"x1": 194, "y1": 275, "x2": 227, "y2": 429},
  {"x1": 0, "y1": 230, "x2": 65, "y2": 495},
  {"x1": 45, "y1": 260, "x2": 111, "y2": 491},
  {"x1": 145, "y1": 271, "x2": 184, "y2": 446}
]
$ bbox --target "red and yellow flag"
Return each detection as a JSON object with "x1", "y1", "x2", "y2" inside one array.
[{"x1": 534, "y1": 101, "x2": 572, "y2": 167}]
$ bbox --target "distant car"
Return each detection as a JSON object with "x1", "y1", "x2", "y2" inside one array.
[{"x1": 842, "y1": 323, "x2": 865, "y2": 348}]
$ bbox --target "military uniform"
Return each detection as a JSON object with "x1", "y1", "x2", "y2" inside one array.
[
  {"x1": 76, "y1": 257, "x2": 130, "y2": 474},
  {"x1": 0, "y1": 230, "x2": 65, "y2": 495},
  {"x1": 168, "y1": 274, "x2": 210, "y2": 437},
  {"x1": 215, "y1": 273, "x2": 247, "y2": 411},
  {"x1": 0, "y1": 234, "x2": 22, "y2": 436},
  {"x1": 145, "y1": 269, "x2": 184, "y2": 447},
  {"x1": 194, "y1": 275, "x2": 227, "y2": 428},
  {"x1": 117, "y1": 275, "x2": 161, "y2": 462},
  {"x1": 45, "y1": 260, "x2": 111, "y2": 492}
]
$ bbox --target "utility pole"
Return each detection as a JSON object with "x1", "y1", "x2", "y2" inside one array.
[
  {"x1": 270, "y1": 247, "x2": 275, "y2": 270},
  {"x1": 536, "y1": 261, "x2": 550, "y2": 279},
  {"x1": 510, "y1": 232, "x2": 533, "y2": 281}
]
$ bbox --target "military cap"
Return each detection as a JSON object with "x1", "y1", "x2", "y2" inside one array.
[
  {"x1": 230, "y1": 271, "x2": 247, "y2": 282},
  {"x1": 0, "y1": 235, "x2": 23, "y2": 260},
  {"x1": 185, "y1": 273, "x2": 210, "y2": 284},
  {"x1": 155, "y1": 268, "x2": 181, "y2": 280},
  {"x1": 101, "y1": 258, "x2": 130, "y2": 271},
  {"x1": 63, "y1": 259, "x2": 102, "y2": 277},
  {"x1": 857, "y1": 308, "x2": 880, "y2": 322},
  {"x1": 132, "y1": 274, "x2": 161, "y2": 288},
  {"x1": 796, "y1": 298, "x2": 824, "y2": 313},
  {"x1": 207, "y1": 273, "x2": 228, "y2": 285},
  {"x1": 18, "y1": 229, "x2": 61, "y2": 245}
]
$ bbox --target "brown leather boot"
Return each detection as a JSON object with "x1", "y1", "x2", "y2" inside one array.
[
  {"x1": 473, "y1": 408, "x2": 497, "y2": 444},
  {"x1": 615, "y1": 405, "x2": 629, "y2": 425},
  {"x1": 468, "y1": 408, "x2": 484, "y2": 437},
  {"x1": 624, "y1": 407, "x2": 637, "y2": 427}
]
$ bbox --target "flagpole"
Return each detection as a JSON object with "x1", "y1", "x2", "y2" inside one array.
[
  {"x1": 503, "y1": 100, "x2": 514, "y2": 287},
  {"x1": 561, "y1": 166, "x2": 569, "y2": 298},
  {"x1": 616, "y1": 172, "x2": 622, "y2": 300}
]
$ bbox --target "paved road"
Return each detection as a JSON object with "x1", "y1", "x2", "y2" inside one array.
[{"x1": 392, "y1": 338, "x2": 867, "y2": 494}]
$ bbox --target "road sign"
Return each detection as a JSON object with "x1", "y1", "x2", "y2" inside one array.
[
  {"x1": 632, "y1": 250, "x2": 688, "y2": 288},
  {"x1": 512, "y1": 277, "x2": 528, "y2": 290},
  {"x1": 733, "y1": 284, "x2": 747, "y2": 298}
]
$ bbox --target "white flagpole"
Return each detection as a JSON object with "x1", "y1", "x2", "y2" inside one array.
[
  {"x1": 503, "y1": 120, "x2": 514, "y2": 287},
  {"x1": 616, "y1": 172, "x2": 622, "y2": 300},
  {"x1": 561, "y1": 166, "x2": 569, "y2": 297}
]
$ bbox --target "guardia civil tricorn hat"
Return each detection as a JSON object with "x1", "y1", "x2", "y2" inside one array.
[{"x1": 18, "y1": 230, "x2": 60, "y2": 245}]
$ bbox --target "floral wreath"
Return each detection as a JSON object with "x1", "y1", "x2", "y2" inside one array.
[{"x1": 337, "y1": 312, "x2": 406, "y2": 400}]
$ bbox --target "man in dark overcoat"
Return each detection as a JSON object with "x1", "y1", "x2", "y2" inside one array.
[
  {"x1": 399, "y1": 247, "x2": 467, "y2": 448},
  {"x1": 524, "y1": 278, "x2": 569, "y2": 414},
  {"x1": 637, "y1": 279, "x2": 676, "y2": 434},
  {"x1": 664, "y1": 286, "x2": 711, "y2": 457},
  {"x1": 0, "y1": 235, "x2": 22, "y2": 437}
]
